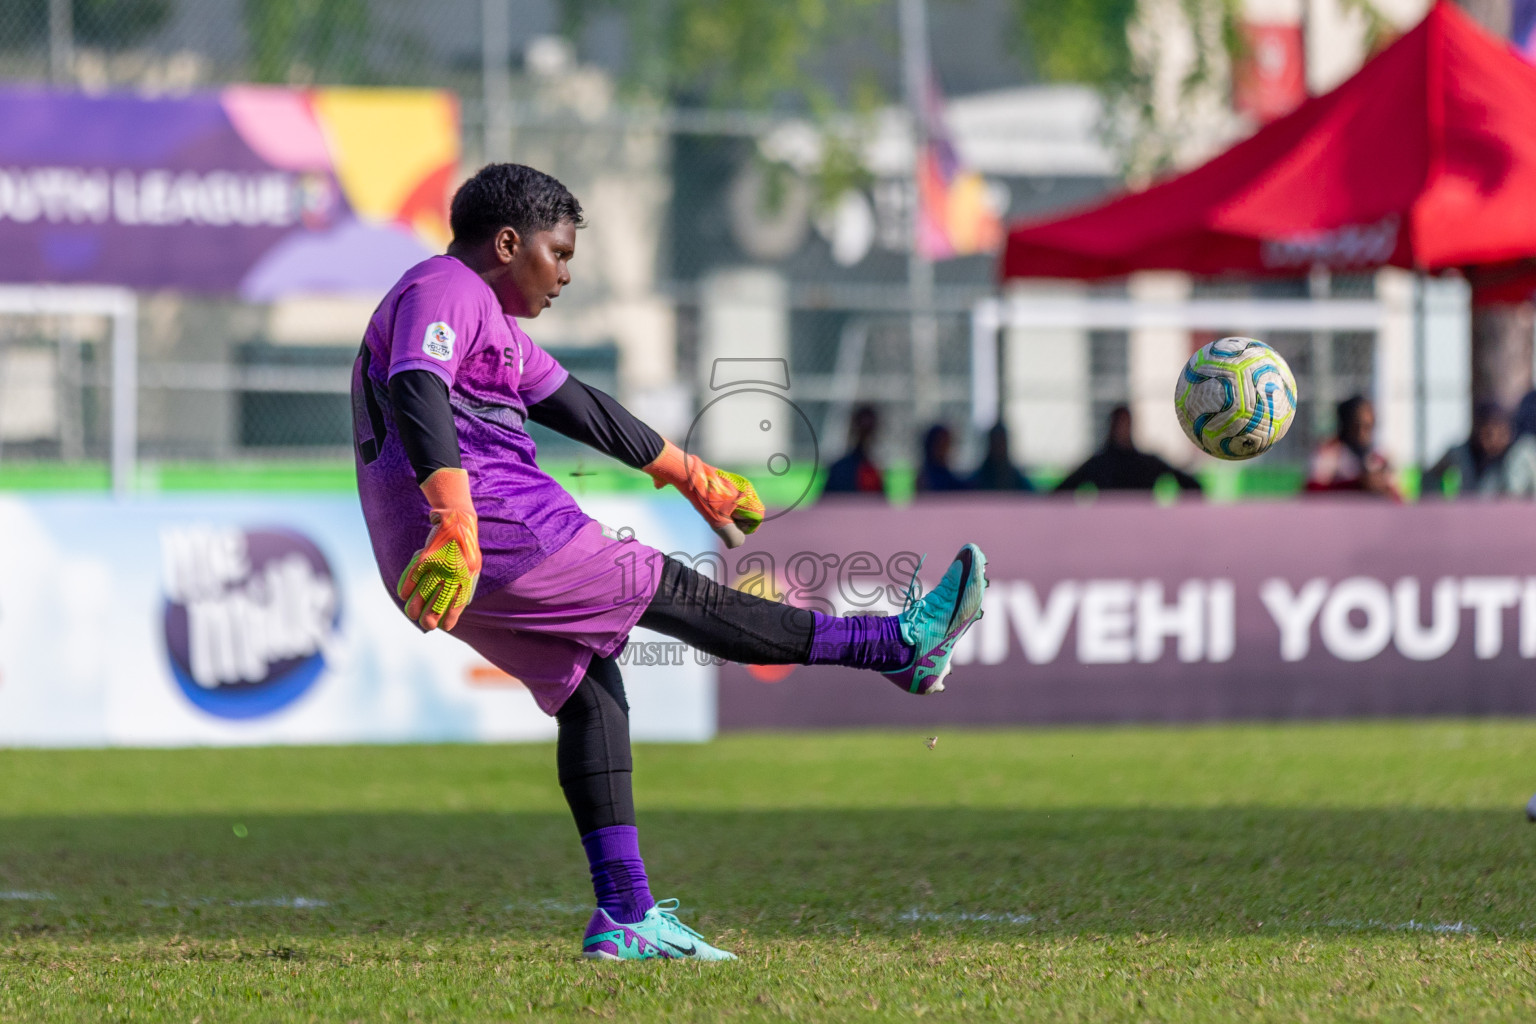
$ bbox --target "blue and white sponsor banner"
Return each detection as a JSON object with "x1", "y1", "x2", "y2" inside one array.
[{"x1": 0, "y1": 494, "x2": 715, "y2": 746}]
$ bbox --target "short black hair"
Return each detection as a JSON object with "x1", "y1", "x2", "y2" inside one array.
[
  {"x1": 449, "y1": 163, "x2": 584, "y2": 246},
  {"x1": 1473, "y1": 400, "x2": 1508, "y2": 428},
  {"x1": 1336, "y1": 394, "x2": 1371, "y2": 432}
]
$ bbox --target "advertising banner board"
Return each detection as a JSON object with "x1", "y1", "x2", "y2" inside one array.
[
  {"x1": 0, "y1": 87, "x2": 457, "y2": 298},
  {"x1": 716, "y1": 497, "x2": 1536, "y2": 729},
  {"x1": 0, "y1": 494, "x2": 714, "y2": 746}
]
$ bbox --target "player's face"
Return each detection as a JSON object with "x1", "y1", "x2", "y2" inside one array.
[{"x1": 495, "y1": 220, "x2": 577, "y2": 319}]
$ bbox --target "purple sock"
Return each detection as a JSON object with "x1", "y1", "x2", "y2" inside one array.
[
  {"x1": 808, "y1": 612, "x2": 912, "y2": 671},
  {"x1": 581, "y1": 825, "x2": 655, "y2": 924}
]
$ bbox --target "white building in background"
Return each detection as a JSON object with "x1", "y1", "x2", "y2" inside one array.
[{"x1": 1302, "y1": 0, "x2": 1434, "y2": 93}]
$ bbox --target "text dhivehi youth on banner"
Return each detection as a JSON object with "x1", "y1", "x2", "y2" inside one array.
[
  {"x1": 716, "y1": 499, "x2": 1536, "y2": 729},
  {"x1": 956, "y1": 575, "x2": 1536, "y2": 667}
]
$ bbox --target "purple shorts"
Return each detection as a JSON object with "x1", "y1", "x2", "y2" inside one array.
[{"x1": 449, "y1": 520, "x2": 665, "y2": 715}]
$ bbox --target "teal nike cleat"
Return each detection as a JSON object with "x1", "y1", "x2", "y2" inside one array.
[
  {"x1": 581, "y1": 899, "x2": 737, "y2": 961},
  {"x1": 883, "y1": 543, "x2": 989, "y2": 695}
]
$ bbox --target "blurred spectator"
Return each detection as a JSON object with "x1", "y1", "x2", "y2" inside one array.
[
  {"x1": 969, "y1": 421, "x2": 1034, "y2": 492},
  {"x1": 822, "y1": 405, "x2": 886, "y2": 496},
  {"x1": 1514, "y1": 388, "x2": 1536, "y2": 439},
  {"x1": 1055, "y1": 405, "x2": 1202, "y2": 494},
  {"x1": 1306, "y1": 395, "x2": 1398, "y2": 498},
  {"x1": 1422, "y1": 401, "x2": 1536, "y2": 497},
  {"x1": 914, "y1": 423, "x2": 970, "y2": 493}
]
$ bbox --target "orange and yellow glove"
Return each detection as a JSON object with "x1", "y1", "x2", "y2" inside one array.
[
  {"x1": 397, "y1": 468, "x2": 482, "y2": 631},
  {"x1": 642, "y1": 440, "x2": 765, "y2": 548}
]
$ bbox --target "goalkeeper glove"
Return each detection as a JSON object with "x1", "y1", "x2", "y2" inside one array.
[
  {"x1": 643, "y1": 439, "x2": 765, "y2": 548},
  {"x1": 397, "y1": 467, "x2": 482, "y2": 631}
]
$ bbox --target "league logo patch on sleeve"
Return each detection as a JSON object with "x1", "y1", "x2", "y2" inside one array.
[{"x1": 423, "y1": 322, "x2": 456, "y2": 361}]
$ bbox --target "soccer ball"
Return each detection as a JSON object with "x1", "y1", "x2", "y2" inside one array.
[{"x1": 1174, "y1": 337, "x2": 1298, "y2": 460}]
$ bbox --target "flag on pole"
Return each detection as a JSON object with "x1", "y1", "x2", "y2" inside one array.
[
  {"x1": 1513, "y1": 0, "x2": 1536, "y2": 59},
  {"x1": 916, "y1": 76, "x2": 1004, "y2": 260}
]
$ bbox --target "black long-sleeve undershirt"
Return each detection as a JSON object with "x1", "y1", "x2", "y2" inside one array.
[
  {"x1": 527, "y1": 375, "x2": 665, "y2": 470},
  {"x1": 387, "y1": 369, "x2": 665, "y2": 485},
  {"x1": 388, "y1": 370, "x2": 461, "y2": 484}
]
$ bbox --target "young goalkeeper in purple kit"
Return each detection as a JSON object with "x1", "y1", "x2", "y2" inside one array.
[{"x1": 352, "y1": 163, "x2": 989, "y2": 961}]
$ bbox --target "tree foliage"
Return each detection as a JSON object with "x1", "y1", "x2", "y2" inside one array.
[
  {"x1": 1015, "y1": 0, "x2": 1140, "y2": 90},
  {"x1": 243, "y1": 0, "x2": 371, "y2": 85},
  {"x1": 557, "y1": 0, "x2": 889, "y2": 108}
]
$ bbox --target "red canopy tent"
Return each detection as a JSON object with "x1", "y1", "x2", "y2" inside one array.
[{"x1": 1001, "y1": 1, "x2": 1536, "y2": 300}]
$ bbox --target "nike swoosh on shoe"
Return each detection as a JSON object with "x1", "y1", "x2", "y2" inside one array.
[{"x1": 946, "y1": 547, "x2": 975, "y2": 631}]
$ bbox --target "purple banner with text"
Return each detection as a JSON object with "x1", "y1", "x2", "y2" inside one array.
[
  {"x1": 716, "y1": 497, "x2": 1536, "y2": 729},
  {"x1": 0, "y1": 87, "x2": 457, "y2": 298}
]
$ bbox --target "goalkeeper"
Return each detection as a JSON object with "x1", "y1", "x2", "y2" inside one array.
[{"x1": 352, "y1": 164, "x2": 988, "y2": 962}]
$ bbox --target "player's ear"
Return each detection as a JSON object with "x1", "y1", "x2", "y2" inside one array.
[{"x1": 494, "y1": 226, "x2": 520, "y2": 264}]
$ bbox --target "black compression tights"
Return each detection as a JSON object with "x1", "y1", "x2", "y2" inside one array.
[
  {"x1": 554, "y1": 654, "x2": 634, "y2": 835},
  {"x1": 636, "y1": 555, "x2": 816, "y2": 664},
  {"x1": 554, "y1": 557, "x2": 818, "y2": 834}
]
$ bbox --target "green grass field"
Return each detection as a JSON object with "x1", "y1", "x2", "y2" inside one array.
[{"x1": 3, "y1": 722, "x2": 1535, "y2": 1022}]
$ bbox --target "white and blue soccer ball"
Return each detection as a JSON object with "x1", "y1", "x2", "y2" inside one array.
[{"x1": 1174, "y1": 337, "x2": 1298, "y2": 461}]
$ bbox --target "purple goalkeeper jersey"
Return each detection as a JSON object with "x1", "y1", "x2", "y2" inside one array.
[{"x1": 352, "y1": 255, "x2": 590, "y2": 592}]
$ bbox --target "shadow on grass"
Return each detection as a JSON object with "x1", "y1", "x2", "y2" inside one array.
[{"x1": 1, "y1": 807, "x2": 1530, "y2": 942}]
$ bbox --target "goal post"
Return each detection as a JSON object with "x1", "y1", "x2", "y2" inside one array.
[{"x1": 0, "y1": 285, "x2": 137, "y2": 497}]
